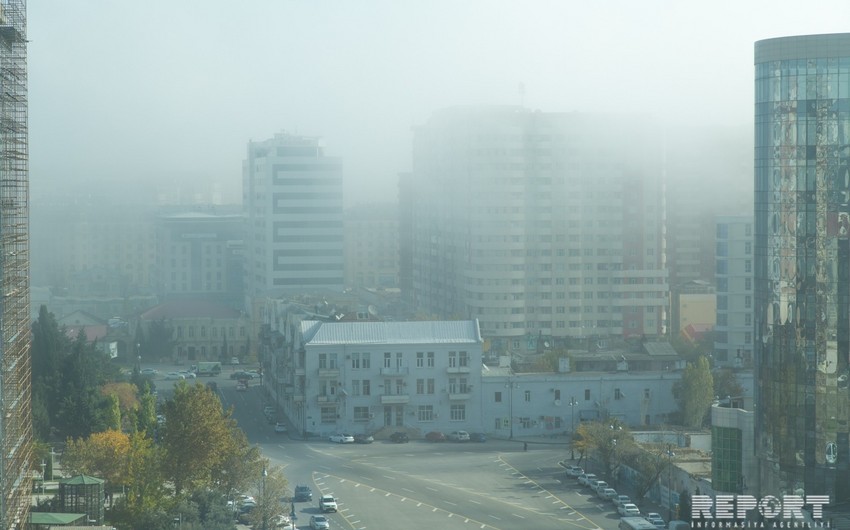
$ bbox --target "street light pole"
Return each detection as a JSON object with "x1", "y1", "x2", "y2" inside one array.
[
  {"x1": 262, "y1": 464, "x2": 268, "y2": 530},
  {"x1": 505, "y1": 381, "x2": 518, "y2": 439},
  {"x1": 665, "y1": 444, "x2": 676, "y2": 521},
  {"x1": 569, "y1": 396, "x2": 578, "y2": 460}
]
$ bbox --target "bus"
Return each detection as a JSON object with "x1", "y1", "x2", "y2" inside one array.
[{"x1": 620, "y1": 517, "x2": 659, "y2": 530}]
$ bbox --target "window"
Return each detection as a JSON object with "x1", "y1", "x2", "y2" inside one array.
[
  {"x1": 418, "y1": 405, "x2": 434, "y2": 422},
  {"x1": 745, "y1": 295, "x2": 752, "y2": 309},
  {"x1": 554, "y1": 389, "x2": 561, "y2": 400},
  {"x1": 362, "y1": 352, "x2": 370, "y2": 369},
  {"x1": 201, "y1": 326, "x2": 206, "y2": 337},
  {"x1": 177, "y1": 326, "x2": 183, "y2": 338},
  {"x1": 615, "y1": 388, "x2": 623, "y2": 400},
  {"x1": 354, "y1": 406, "x2": 369, "y2": 422},
  {"x1": 352, "y1": 380, "x2": 361, "y2": 396},
  {"x1": 351, "y1": 353, "x2": 361, "y2": 369},
  {"x1": 450, "y1": 404, "x2": 466, "y2": 421},
  {"x1": 745, "y1": 242, "x2": 752, "y2": 254},
  {"x1": 745, "y1": 314, "x2": 752, "y2": 326},
  {"x1": 320, "y1": 407, "x2": 336, "y2": 424},
  {"x1": 319, "y1": 354, "x2": 327, "y2": 369},
  {"x1": 427, "y1": 379, "x2": 435, "y2": 394},
  {"x1": 240, "y1": 326, "x2": 245, "y2": 338},
  {"x1": 362, "y1": 380, "x2": 370, "y2": 396},
  {"x1": 584, "y1": 389, "x2": 590, "y2": 400},
  {"x1": 188, "y1": 327, "x2": 194, "y2": 338},
  {"x1": 448, "y1": 378, "x2": 458, "y2": 394},
  {"x1": 384, "y1": 352, "x2": 391, "y2": 368},
  {"x1": 427, "y1": 352, "x2": 435, "y2": 367},
  {"x1": 212, "y1": 327, "x2": 218, "y2": 338},
  {"x1": 459, "y1": 351, "x2": 469, "y2": 367},
  {"x1": 416, "y1": 352, "x2": 424, "y2": 368},
  {"x1": 524, "y1": 390, "x2": 531, "y2": 402},
  {"x1": 416, "y1": 379, "x2": 425, "y2": 394},
  {"x1": 328, "y1": 353, "x2": 338, "y2": 369},
  {"x1": 644, "y1": 388, "x2": 651, "y2": 399},
  {"x1": 745, "y1": 277, "x2": 752, "y2": 290},
  {"x1": 495, "y1": 391, "x2": 502, "y2": 403},
  {"x1": 448, "y1": 351, "x2": 457, "y2": 367},
  {"x1": 745, "y1": 260, "x2": 752, "y2": 273}
]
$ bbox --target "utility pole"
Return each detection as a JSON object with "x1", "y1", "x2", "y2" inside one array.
[{"x1": 569, "y1": 397, "x2": 578, "y2": 460}]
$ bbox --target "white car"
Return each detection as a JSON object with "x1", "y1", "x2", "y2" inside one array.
[
  {"x1": 165, "y1": 372, "x2": 185, "y2": 380},
  {"x1": 448, "y1": 430, "x2": 470, "y2": 442},
  {"x1": 180, "y1": 371, "x2": 197, "y2": 379},
  {"x1": 310, "y1": 515, "x2": 330, "y2": 529},
  {"x1": 599, "y1": 487, "x2": 618, "y2": 501},
  {"x1": 275, "y1": 422, "x2": 287, "y2": 434},
  {"x1": 140, "y1": 368, "x2": 158, "y2": 376},
  {"x1": 577, "y1": 473, "x2": 598, "y2": 486},
  {"x1": 592, "y1": 480, "x2": 609, "y2": 494},
  {"x1": 646, "y1": 512, "x2": 666, "y2": 529},
  {"x1": 565, "y1": 465, "x2": 584, "y2": 477},
  {"x1": 329, "y1": 433, "x2": 354, "y2": 443},
  {"x1": 618, "y1": 503, "x2": 641, "y2": 517},
  {"x1": 613, "y1": 494, "x2": 631, "y2": 506},
  {"x1": 319, "y1": 495, "x2": 338, "y2": 512}
]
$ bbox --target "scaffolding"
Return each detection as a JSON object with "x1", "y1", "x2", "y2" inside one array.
[{"x1": 0, "y1": 0, "x2": 29, "y2": 529}]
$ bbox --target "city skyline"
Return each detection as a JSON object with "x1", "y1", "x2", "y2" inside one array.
[{"x1": 27, "y1": 2, "x2": 850, "y2": 207}]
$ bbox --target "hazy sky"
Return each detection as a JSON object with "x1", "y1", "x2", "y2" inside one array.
[{"x1": 27, "y1": 1, "x2": 850, "y2": 206}]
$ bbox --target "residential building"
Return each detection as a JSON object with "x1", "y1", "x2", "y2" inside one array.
[
  {"x1": 714, "y1": 216, "x2": 753, "y2": 367},
  {"x1": 154, "y1": 209, "x2": 244, "y2": 303},
  {"x1": 754, "y1": 33, "x2": 850, "y2": 501},
  {"x1": 400, "y1": 107, "x2": 667, "y2": 353},
  {"x1": 344, "y1": 203, "x2": 399, "y2": 289},
  {"x1": 242, "y1": 133, "x2": 344, "y2": 299},
  {"x1": 669, "y1": 279, "x2": 716, "y2": 338},
  {"x1": 0, "y1": 1, "x2": 31, "y2": 526}
]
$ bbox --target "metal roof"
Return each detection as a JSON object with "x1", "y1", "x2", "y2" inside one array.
[{"x1": 301, "y1": 320, "x2": 482, "y2": 345}]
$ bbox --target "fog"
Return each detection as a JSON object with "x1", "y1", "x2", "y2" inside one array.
[{"x1": 27, "y1": 1, "x2": 850, "y2": 206}]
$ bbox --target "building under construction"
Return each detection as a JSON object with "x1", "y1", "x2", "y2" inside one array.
[{"x1": 0, "y1": 0, "x2": 30, "y2": 528}]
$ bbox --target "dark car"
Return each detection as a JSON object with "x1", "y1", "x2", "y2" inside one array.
[
  {"x1": 389, "y1": 431, "x2": 409, "y2": 443},
  {"x1": 425, "y1": 431, "x2": 446, "y2": 442},
  {"x1": 293, "y1": 485, "x2": 312, "y2": 502},
  {"x1": 230, "y1": 371, "x2": 250, "y2": 380},
  {"x1": 354, "y1": 433, "x2": 374, "y2": 444},
  {"x1": 470, "y1": 432, "x2": 487, "y2": 442}
]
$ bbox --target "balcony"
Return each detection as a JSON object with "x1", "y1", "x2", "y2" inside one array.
[
  {"x1": 294, "y1": 367, "x2": 305, "y2": 376},
  {"x1": 293, "y1": 394, "x2": 304, "y2": 402},
  {"x1": 380, "y1": 367, "x2": 409, "y2": 376},
  {"x1": 448, "y1": 392, "x2": 472, "y2": 401},
  {"x1": 318, "y1": 368, "x2": 340, "y2": 378},
  {"x1": 380, "y1": 394, "x2": 410, "y2": 405},
  {"x1": 317, "y1": 395, "x2": 338, "y2": 404},
  {"x1": 447, "y1": 365, "x2": 470, "y2": 374}
]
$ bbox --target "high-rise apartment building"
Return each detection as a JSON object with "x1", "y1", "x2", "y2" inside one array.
[
  {"x1": 243, "y1": 133, "x2": 344, "y2": 298},
  {"x1": 344, "y1": 203, "x2": 399, "y2": 289},
  {"x1": 714, "y1": 216, "x2": 753, "y2": 368},
  {"x1": 0, "y1": 1, "x2": 31, "y2": 526},
  {"x1": 401, "y1": 107, "x2": 667, "y2": 351},
  {"x1": 755, "y1": 33, "x2": 850, "y2": 502}
]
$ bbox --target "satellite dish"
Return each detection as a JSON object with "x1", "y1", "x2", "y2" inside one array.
[
  {"x1": 368, "y1": 305, "x2": 378, "y2": 316},
  {"x1": 543, "y1": 341, "x2": 550, "y2": 348}
]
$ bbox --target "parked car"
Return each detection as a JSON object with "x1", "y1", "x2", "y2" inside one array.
[
  {"x1": 165, "y1": 372, "x2": 185, "y2": 380},
  {"x1": 425, "y1": 431, "x2": 447, "y2": 442},
  {"x1": 140, "y1": 368, "x2": 158, "y2": 376},
  {"x1": 577, "y1": 473, "x2": 598, "y2": 486},
  {"x1": 389, "y1": 431, "x2": 409, "y2": 443},
  {"x1": 618, "y1": 503, "x2": 641, "y2": 517},
  {"x1": 293, "y1": 485, "x2": 312, "y2": 502},
  {"x1": 230, "y1": 371, "x2": 251, "y2": 380},
  {"x1": 329, "y1": 433, "x2": 355, "y2": 443},
  {"x1": 565, "y1": 465, "x2": 584, "y2": 477},
  {"x1": 180, "y1": 371, "x2": 196, "y2": 379},
  {"x1": 275, "y1": 422, "x2": 287, "y2": 434},
  {"x1": 310, "y1": 515, "x2": 330, "y2": 530},
  {"x1": 231, "y1": 357, "x2": 240, "y2": 365},
  {"x1": 613, "y1": 494, "x2": 631, "y2": 507},
  {"x1": 469, "y1": 432, "x2": 487, "y2": 442},
  {"x1": 592, "y1": 480, "x2": 609, "y2": 494},
  {"x1": 646, "y1": 512, "x2": 666, "y2": 529},
  {"x1": 598, "y1": 487, "x2": 618, "y2": 501},
  {"x1": 263, "y1": 405, "x2": 276, "y2": 416},
  {"x1": 354, "y1": 433, "x2": 374, "y2": 444},
  {"x1": 447, "y1": 430, "x2": 470, "y2": 442},
  {"x1": 235, "y1": 381, "x2": 248, "y2": 391}
]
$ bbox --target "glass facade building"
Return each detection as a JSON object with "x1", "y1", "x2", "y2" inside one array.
[{"x1": 755, "y1": 33, "x2": 850, "y2": 501}]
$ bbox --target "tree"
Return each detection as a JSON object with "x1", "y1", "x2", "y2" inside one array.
[
  {"x1": 673, "y1": 356, "x2": 715, "y2": 428},
  {"x1": 210, "y1": 428, "x2": 262, "y2": 498},
  {"x1": 123, "y1": 432, "x2": 169, "y2": 517},
  {"x1": 62, "y1": 429, "x2": 130, "y2": 486},
  {"x1": 31, "y1": 305, "x2": 71, "y2": 439},
  {"x1": 248, "y1": 462, "x2": 289, "y2": 530},
  {"x1": 713, "y1": 368, "x2": 744, "y2": 401},
  {"x1": 572, "y1": 420, "x2": 633, "y2": 482},
  {"x1": 145, "y1": 318, "x2": 175, "y2": 363},
  {"x1": 160, "y1": 382, "x2": 240, "y2": 496},
  {"x1": 102, "y1": 382, "x2": 140, "y2": 432}
]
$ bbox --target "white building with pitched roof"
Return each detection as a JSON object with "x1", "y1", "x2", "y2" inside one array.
[{"x1": 291, "y1": 319, "x2": 484, "y2": 437}]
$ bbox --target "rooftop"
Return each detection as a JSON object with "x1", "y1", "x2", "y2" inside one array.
[{"x1": 302, "y1": 320, "x2": 482, "y2": 345}]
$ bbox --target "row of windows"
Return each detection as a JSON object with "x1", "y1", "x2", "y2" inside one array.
[
  {"x1": 330, "y1": 378, "x2": 470, "y2": 397},
  {"x1": 176, "y1": 325, "x2": 244, "y2": 339},
  {"x1": 321, "y1": 351, "x2": 470, "y2": 370},
  {"x1": 348, "y1": 404, "x2": 467, "y2": 423},
  {"x1": 493, "y1": 387, "x2": 652, "y2": 402}
]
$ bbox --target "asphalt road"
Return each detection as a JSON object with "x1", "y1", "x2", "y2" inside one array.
[{"x1": 202, "y1": 378, "x2": 626, "y2": 530}]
